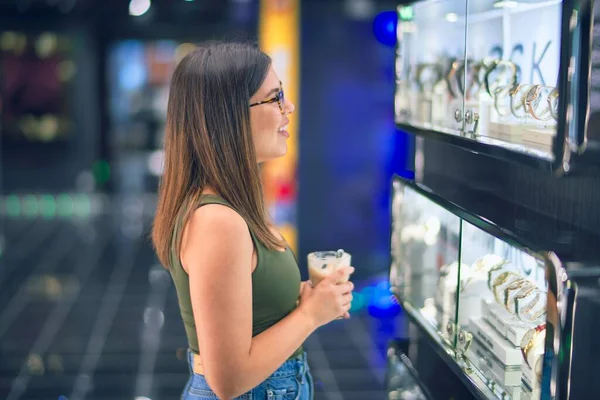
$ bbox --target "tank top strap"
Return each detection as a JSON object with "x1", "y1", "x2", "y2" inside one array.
[
  {"x1": 195, "y1": 195, "x2": 255, "y2": 240},
  {"x1": 196, "y1": 194, "x2": 231, "y2": 208}
]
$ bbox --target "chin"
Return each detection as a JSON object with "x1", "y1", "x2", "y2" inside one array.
[
  {"x1": 276, "y1": 142, "x2": 288, "y2": 158},
  {"x1": 259, "y1": 147, "x2": 288, "y2": 163}
]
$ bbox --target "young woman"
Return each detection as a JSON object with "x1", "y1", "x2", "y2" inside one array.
[{"x1": 152, "y1": 41, "x2": 354, "y2": 400}]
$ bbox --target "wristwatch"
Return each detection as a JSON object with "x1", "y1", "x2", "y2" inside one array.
[
  {"x1": 520, "y1": 323, "x2": 546, "y2": 367},
  {"x1": 516, "y1": 289, "x2": 547, "y2": 323},
  {"x1": 445, "y1": 59, "x2": 464, "y2": 99},
  {"x1": 493, "y1": 85, "x2": 514, "y2": 117},
  {"x1": 547, "y1": 87, "x2": 559, "y2": 121},
  {"x1": 525, "y1": 85, "x2": 554, "y2": 121},
  {"x1": 487, "y1": 262, "x2": 511, "y2": 290},
  {"x1": 461, "y1": 255, "x2": 506, "y2": 292},
  {"x1": 509, "y1": 83, "x2": 535, "y2": 119},
  {"x1": 415, "y1": 63, "x2": 443, "y2": 94},
  {"x1": 484, "y1": 59, "x2": 518, "y2": 97},
  {"x1": 491, "y1": 271, "x2": 521, "y2": 303},
  {"x1": 503, "y1": 279, "x2": 536, "y2": 313}
]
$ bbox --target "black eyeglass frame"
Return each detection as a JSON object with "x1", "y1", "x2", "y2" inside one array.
[{"x1": 249, "y1": 82, "x2": 285, "y2": 113}]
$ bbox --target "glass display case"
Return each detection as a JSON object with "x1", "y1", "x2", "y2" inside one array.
[
  {"x1": 395, "y1": 0, "x2": 600, "y2": 175},
  {"x1": 388, "y1": 176, "x2": 596, "y2": 400},
  {"x1": 386, "y1": 340, "x2": 433, "y2": 400},
  {"x1": 394, "y1": 0, "x2": 467, "y2": 137},
  {"x1": 390, "y1": 179, "x2": 461, "y2": 347}
]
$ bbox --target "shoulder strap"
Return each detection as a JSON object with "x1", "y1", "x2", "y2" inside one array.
[{"x1": 196, "y1": 194, "x2": 231, "y2": 208}]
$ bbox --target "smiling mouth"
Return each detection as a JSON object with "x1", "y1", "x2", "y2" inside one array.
[{"x1": 278, "y1": 125, "x2": 288, "y2": 132}]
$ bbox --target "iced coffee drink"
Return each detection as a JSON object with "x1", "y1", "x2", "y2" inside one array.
[{"x1": 307, "y1": 250, "x2": 352, "y2": 286}]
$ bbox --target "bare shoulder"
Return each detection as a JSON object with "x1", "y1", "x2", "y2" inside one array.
[
  {"x1": 188, "y1": 204, "x2": 248, "y2": 238},
  {"x1": 181, "y1": 204, "x2": 253, "y2": 273}
]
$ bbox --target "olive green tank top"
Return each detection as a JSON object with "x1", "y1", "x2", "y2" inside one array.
[{"x1": 169, "y1": 194, "x2": 303, "y2": 359}]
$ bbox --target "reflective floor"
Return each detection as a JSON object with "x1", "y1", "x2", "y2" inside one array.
[{"x1": 0, "y1": 206, "x2": 400, "y2": 400}]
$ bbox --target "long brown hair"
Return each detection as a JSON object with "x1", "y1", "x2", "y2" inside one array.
[{"x1": 152, "y1": 41, "x2": 284, "y2": 268}]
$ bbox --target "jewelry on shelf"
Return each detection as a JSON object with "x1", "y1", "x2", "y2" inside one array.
[
  {"x1": 493, "y1": 85, "x2": 514, "y2": 117},
  {"x1": 525, "y1": 85, "x2": 554, "y2": 121},
  {"x1": 509, "y1": 83, "x2": 535, "y2": 119},
  {"x1": 487, "y1": 262, "x2": 510, "y2": 289},
  {"x1": 547, "y1": 87, "x2": 559, "y2": 121},
  {"x1": 476, "y1": 255, "x2": 507, "y2": 271},
  {"x1": 458, "y1": 330, "x2": 473, "y2": 354},
  {"x1": 520, "y1": 323, "x2": 546, "y2": 367},
  {"x1": 504, "y1": 280, "x2": 537, "y2": 313},
  {"x1": 456, "y1": 62, "x2": 481, "y2": 99},
  {"x1": 471, "y1": 58, "x2": 496, "y2": 96},
  {"x1": 516, "y1": 289, "x2": 547, "y2": 323},
  {"x1": 484, "y1": 59, "x2": 518, "y2": 97},
  {"x1": 461, "y1": 255, "x2": 507, "y2": 292},
  {"x1": 491, "y1": 271, "x2": 521, "y2": 303},
  {"x1": 501, "y1": 277, "x2": 527, "y2": 297},
  {"x1": 415, "y1": 63, "x2": 443, "y2": 94},
  {"x1": 445, "y1": 59, "x2": 464, "y2": 99}
]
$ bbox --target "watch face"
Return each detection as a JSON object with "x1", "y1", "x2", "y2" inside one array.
[
  {"x1": 521, "y1": 327, "x2": 536, "y2": 350},
  {"x1": 521, "y1": 324, "x2": 547, "y2": 361}
]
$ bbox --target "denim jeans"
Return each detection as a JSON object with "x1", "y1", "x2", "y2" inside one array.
[{"x1": 182, "y1": 349, "x2": 314, "y2": 400}]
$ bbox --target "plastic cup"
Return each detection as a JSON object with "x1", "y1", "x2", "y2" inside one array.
[{"x1": 307, "y1": 250, "x2": 352, "y2": 286}]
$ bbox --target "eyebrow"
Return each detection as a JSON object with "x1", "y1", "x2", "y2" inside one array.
[
  {"x1": 265, "y1": 81, "x2": 282, "y2": 98},
  {"x1": 265, "y1": 87, "x2": 280, "y2": 97}
]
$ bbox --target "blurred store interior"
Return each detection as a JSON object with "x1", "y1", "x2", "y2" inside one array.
[{"x1": 0, "y1": 0, "x2": 411, "y2": 399}]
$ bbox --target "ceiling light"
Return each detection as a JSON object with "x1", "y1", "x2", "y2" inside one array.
[
  {"x1": 493, "y1": 0, "x2": 519, "y2": 8},
  {"x1": 445, "y1": 13, "x2": 458, "y2": 22},
  {"x1": 129, "y1": 0, "x2": 151, "y2": 17}
]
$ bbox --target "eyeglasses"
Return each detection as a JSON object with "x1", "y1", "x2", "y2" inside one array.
[{"x1": 249, "y1": 83, "x2": 285, "y2": 114}]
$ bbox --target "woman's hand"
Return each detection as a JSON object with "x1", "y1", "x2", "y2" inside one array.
[
  {"x1": 299, "y1": 281, "x2": 309, "y2": 296},
  {"x1": 297, "y1": 267, "x2": 354, "y2": 328}
]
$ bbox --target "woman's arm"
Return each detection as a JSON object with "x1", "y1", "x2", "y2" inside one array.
[{"x1": 181, "y1": 204, "x2": 316, "y2": 399}]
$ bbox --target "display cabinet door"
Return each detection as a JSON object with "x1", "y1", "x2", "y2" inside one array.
[
  {"x1": 395, "y1": 0, "x2": 468, "y2": 137},
  {"x1": 390, "y1": 178, "x2": 462, "y2": 350},
  {"x1": 549, "y1": 265, "x2": 600, "y2": 399},
  {"x1": 559, "y1": 0, "x2": 600, "y2": 174},
  {"x1": 464, "y1": 0, "x2": 562, "y2": 164}
]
